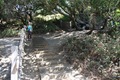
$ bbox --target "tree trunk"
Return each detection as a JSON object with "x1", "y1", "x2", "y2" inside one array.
[
  {"x1": 100, "y1": 18, "x2": 108, "y2": 30},
  {"x1": 86, "y1": 13, "x2": 96, "y2": 34}
]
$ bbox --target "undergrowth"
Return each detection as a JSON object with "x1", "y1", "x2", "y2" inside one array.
[
  {"x1": 0, "y1": 28, "x2": 18, "y2": 38},
  {"x1": 62, "y1": 33, "x2": 119, "y2": 80},
  {"x1": 33, "y1": 19, "x2": 60, "y2": 34}
]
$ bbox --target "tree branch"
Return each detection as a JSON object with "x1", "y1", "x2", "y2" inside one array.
[{"x1": 55, "y1": 5, "x2": 70, "y2": 17}]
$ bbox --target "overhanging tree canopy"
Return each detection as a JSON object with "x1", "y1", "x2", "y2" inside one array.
[{"x1": 0, "y1": 0, "x2": 120, "y2": 32}]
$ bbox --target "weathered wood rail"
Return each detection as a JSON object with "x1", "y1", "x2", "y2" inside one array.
[{"x1": 9, "y1": 28, "x2": 26, "y2": 80}]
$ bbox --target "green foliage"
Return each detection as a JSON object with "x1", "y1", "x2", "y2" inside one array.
[
  {"x1": 33, "y1": 19, "x2": 59, "y2": 34},
  {"x1": 90, "y1": 0, "x2": 120, "y2": 12},
  {"x1": 35, "y1": 13, "x2": 63, "y2": 21},
  {"x1": 0, "y1": 0, "x2": 119, "y2": 32},
  {"x1": 60, "y1": 16, "x2": 70, "y2": 21},
  {"x1": 43, "y1": 22, "x2": 59, "y2": 32},
  {"x1": 64, "y1": 35, "x2": 96, "y2": 60},
  {"x1": 0, "y1": 28, "x2": 18, "y2": 38},
  {"x1": 0, "y1": 0, "x2": 4, "y2": 9},
  {"x1": 63, "y1": 33, "x2": 119, "y2": 79}
]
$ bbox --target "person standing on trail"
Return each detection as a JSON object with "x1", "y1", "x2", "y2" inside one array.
[{"x1": 27, "y1": 22, "x2": 33, "y2": 39}]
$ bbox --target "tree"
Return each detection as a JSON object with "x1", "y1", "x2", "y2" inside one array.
[
  {"x1": 1, "y1": 0, "x2": 120, "y2": 32},
  {"x1": 86, "y1": 0, "x2": 120, "y2": 34},
  {"x1": 51, "y1": 0, "x2": 90, "y2": 30}
]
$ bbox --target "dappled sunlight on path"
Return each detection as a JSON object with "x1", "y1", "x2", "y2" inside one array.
[{"x1": 21, "y1": 32, "x2": 89, "y2": 80}]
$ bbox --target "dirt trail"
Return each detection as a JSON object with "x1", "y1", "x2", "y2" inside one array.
[{"x1": 21, "y1": 31, "x2": 88, "y2": 80}]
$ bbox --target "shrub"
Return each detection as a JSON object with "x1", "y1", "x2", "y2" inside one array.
[
  {"x1": 0, "y1": 28, "x2": 18, "y2": 38},
  {"x1": 33, "y1": 19, "x2": 60, "y2": 34},
  {"x1": 62, "y1": 33, "x2": 119, "y2": 79}
]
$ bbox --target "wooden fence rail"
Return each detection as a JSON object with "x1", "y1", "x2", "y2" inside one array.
[{"x1": 9, "y1": 28, "x2": 26, "y2": 80}]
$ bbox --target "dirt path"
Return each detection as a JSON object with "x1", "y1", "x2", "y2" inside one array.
[{"x1": 21, "y1": 31, "x2": 88, "y2": 80}]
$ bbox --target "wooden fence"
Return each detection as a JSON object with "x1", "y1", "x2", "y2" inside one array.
[{"x1": 9, "y1": 28, "x2": 26, "y2": 80}]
